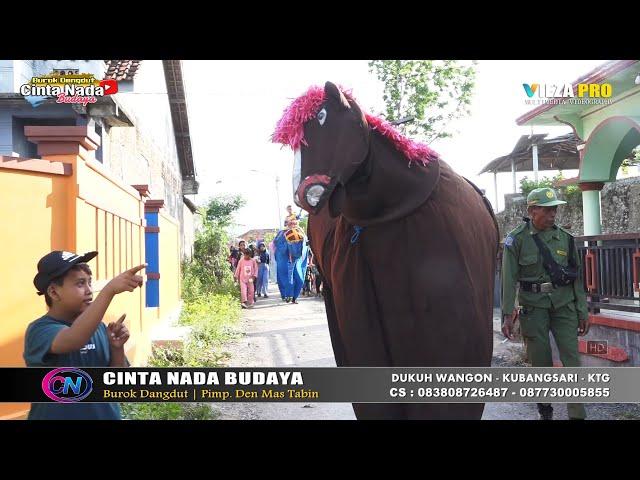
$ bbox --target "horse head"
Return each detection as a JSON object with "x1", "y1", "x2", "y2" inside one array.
[
  {"x1": 273, "y1": 82, "x2": 439, "y2": 221},
  {"x1": 272, "y1": 82, "x2": 370, "y2": 217}
]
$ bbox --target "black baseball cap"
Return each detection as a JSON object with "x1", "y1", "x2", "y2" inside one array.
[{"x1": 33, "y1": 250, "x2": 98, "y2": 296}]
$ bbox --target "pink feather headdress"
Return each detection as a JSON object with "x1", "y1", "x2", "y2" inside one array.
[{"x1": 271, "y1": 85, "x2": 439, "y2": 165}]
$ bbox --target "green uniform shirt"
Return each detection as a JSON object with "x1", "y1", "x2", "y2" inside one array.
[{"x1": 501, "y1": 220, "x2": 589, "y2": 320}]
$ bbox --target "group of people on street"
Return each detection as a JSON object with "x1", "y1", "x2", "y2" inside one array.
[
  {"x1": 229, "y1": 240, "x2": 270, "y2": 309},
  {"x1": 228, "y1": 205, "x2": 323, "y2": 308}
]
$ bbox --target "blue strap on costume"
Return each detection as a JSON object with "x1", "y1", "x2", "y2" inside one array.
[{"x1": 351, "y1": 225, "x2": 365, "y2": 244}]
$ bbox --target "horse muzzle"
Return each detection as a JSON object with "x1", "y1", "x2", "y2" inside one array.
[{"x1": 294, "y1": 174, "x2": 332, "y2": 213}]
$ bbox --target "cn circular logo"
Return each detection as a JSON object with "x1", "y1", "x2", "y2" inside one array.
[{"x1": 42, "y1": 368, "x2": 93, "y2": 402}]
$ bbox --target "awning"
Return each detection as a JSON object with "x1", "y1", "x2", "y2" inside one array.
[{"x1": 479, "y1": 133, "x2": 580, "y2": 175}]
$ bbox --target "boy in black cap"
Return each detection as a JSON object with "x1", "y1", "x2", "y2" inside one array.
[{"x1": 24, "y1": 250, "x2": 146, "y2": 420}]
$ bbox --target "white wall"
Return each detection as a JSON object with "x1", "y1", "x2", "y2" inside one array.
[{"x1": 113, "y1": 60, "x2": 180, "y2": 177}]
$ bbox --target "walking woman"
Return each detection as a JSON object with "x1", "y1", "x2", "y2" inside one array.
[{"x1": 256, "y1": 242, "x2": 270, "y2": 298}]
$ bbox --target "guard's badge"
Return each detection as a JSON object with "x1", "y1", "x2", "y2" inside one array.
[
  {"x1": 546, "y1": 191, "x2": 554, "y2": 198},
  {"x1": 505, "y1": 235, "x2": 514, "y2": 247},
  {"x1": 557, "y1": 249, "x2": 567, "y2": 256}
]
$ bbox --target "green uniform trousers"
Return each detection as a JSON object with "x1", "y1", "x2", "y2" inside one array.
[{"x1": 519, "y1": 303, "x2": 586, "y2": 420}]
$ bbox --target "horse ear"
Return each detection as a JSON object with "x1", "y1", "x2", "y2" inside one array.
[{"x1": 325, "y1": 81, "x2": 350, "y2": 110}]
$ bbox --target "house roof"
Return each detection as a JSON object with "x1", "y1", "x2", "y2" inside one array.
[
  {"x1": 104, "y1": 60, "x2": 141, "y2": 81},
  {"x1": 479, "y1": 133, "x2": 580, "y2": 175},
  {"x1": 162, "y1": 60, "x2": 197, "y2": 192},
  {"x1": 238, "y1": 229, "x2": 280, "y2": 242}
]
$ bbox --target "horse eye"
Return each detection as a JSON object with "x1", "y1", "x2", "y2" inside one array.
[{"x1": 317, "y1": 108, "x2": 327, "y2": 126}]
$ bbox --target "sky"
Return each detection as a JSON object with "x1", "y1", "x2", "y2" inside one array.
[{"x1": 180, "y1": 60, "x2": 608, "y2": 237}]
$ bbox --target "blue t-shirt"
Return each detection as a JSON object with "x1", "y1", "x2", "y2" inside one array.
[{"x1": 23, "y1": 315, "x2": 122, "y2": 420}]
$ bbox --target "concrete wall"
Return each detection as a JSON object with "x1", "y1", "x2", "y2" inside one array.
[
  {"x1": 600, "y1": 177, "x2": 640, "y2": 234},
  {"x1": 0, "y1": 157, "x2": 72, "y2": 419},
  {"x1": 497, "y1": 189, "x2": 584, "y2": 238},
  {"x1": 496, "y1": 176, "x2": 640, "y2": 238},
  {"x1": 105, "y1": 61, "x2": 184, "y2": 241}
]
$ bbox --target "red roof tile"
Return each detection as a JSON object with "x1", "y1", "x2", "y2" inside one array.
[{"x1": 104, "y1": 60, "x2": 141, "y2": 80}]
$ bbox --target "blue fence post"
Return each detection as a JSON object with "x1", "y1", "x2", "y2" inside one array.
[{"x1": 144, "y1": 199, "x2": 164, "y2": 308}]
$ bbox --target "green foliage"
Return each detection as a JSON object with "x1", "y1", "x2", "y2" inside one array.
[
  {"x1": 148, "y1": 291, "x2": 241, "y2": 368},
  {"x1": 368, "y1": 60, "x2": 476, "y2": 143},
  {"x1": 179, "y1": 293, "x2": 241, "y2": 368},
  {"x1": 121, "y1": 402, "x2": 183, "y2": 420},
  {"x1": 120, "y1": 292, "x2": 240, "y2": 420},
  {"x1": 519, "y1": 175, "x2": 558, "y2": 197},
  {"x1": 202, "y1": 194, "x2": 246, "y2": 227},
  {"x1": 192, "y1": 222, "x2": 236, "y2": 288},
  {"x1": 184, "y1": 193, "x2": 247, "y2": 300},
  {"x1": 262, "y1": 231, "x2": 276, "y2": 245},
  {"x1": 120, "y1": 402, "x2": 218, "y2": 420},
  {"x1": 182, "y1": 259, "x2": 237, "y2": 303},
  {"x1": 299, "y1": 215, "x2": 308, "y2": 233},
  {"x1": 519, "y1": 173, "x2": 580, "y2": 202}
]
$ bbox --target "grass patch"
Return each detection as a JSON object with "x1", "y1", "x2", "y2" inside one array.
[
  {"x1": 121, "y1": 402, "x2": 218, "y2": 420},
  {"x1": 121, "y1": 283, "x2": 242, "y2": 419},
  {"x1": 613, "y1": 408, "x2": 640, "y2": 420}
]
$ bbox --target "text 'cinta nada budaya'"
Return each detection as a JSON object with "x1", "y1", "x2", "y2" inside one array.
[{"x1": 103, "y1": 371, "x2": 304, "y2": 386}]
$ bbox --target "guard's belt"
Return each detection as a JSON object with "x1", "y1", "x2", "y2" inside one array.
[{"x1": 519, "y1": 281, "x2": 554, "y2": 293}]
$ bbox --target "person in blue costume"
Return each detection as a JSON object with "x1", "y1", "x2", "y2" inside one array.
[
  {"x1": 273, "y1": 228, "x2": 292, "y2": 301},
  {"x1": 284, "y1": 218, "x2": 308, "y2": 304}
]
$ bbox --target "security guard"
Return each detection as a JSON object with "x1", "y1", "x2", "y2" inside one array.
[{"x1": 501, "y1": 187, "x2": 590, "y2": 420}]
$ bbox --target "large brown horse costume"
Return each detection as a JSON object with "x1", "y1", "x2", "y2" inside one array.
[{"x1": 273, "y1": 82, "x2": 499, "y2": 419}]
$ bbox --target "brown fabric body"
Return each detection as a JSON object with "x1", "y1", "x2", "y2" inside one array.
[{"x1": 308, "y1": 152, "x2": 499, "y2": 419}]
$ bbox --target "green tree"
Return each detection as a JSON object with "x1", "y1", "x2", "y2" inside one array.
[
  {"x1": 185, "y1": 194, "x2": 246, "y2": 297},
  {"x1": 192, "y1": 221, "x2": 233, "y2": 285},
  {"x1": 203, "y1": 194, "x2": 245, "y2": 228},
  {"x1": 519, "y1": 173, "x2": 580, "y2": 202},
  {"x1": 519, "y1": 175, "x2": 558, "y2": 197},
  {"x1": 262, "y1": 230, "x2": 277, "y2": 245},
  {"x1": 299, "y1": 215, "x2": 308, "y2": 233},
  {"x1": 368, "y1": 60, "x2": 476, "y2": 143}
]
